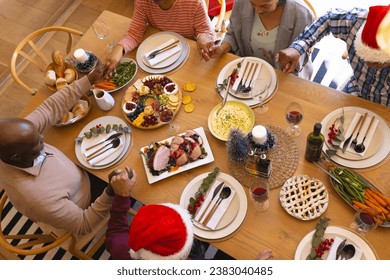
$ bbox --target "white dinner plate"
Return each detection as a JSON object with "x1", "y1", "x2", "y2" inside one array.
[
  {"x1": 294, "y1": 226, "x2": 377, "y2": 260},
  {"x1": 136, "y1": 31, "x2": 189, "y2": 74},
  {"x1": 179, "y1": 172, "x2": 247, "y2": 240},
  {"x1": 185, "y1": 178, "x2": 240, "y2": 232},
  {"x1": 139, "y1": 33, "x2": 182, "y2": 69},
  {"x1": 140, "y1": 127, "x2": 214, "y2": 184},
  {"x1": 75, "y1": 116, "x2": 131, "y2": 170},
  {"x1": 321, "y1": 107, "x2": 390, "y2": 168},
  {"x1": 216, "y1": 57, "x2": 278, "y2": 107}
]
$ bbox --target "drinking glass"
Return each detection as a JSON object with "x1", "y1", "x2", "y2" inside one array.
[
  {"x1": 350, "y1": 207, "x2": 378, "y2": 235},
  {"x1": 92, "y1": 19, "x2": 115, "y2": 51},
  {"x1": 285, "y1": 102, "x2": 304, "y2": 137},
  {"x1": 250, "y1": 79, "x2": 268, "y2": 114},
  {"x1": 249, "y1": 180, "x2": 270, "y2": 212},
  {"x1": 159, "y1": 108, "x2": 180, "y2": 136}
]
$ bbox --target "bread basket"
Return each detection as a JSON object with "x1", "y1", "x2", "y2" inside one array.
[
  {"x1": 55, "y1": 95, "x2": 91, "y2": 127},
  {"x1": 45, "y1": 62, "x2": 78, "y2": 92}
]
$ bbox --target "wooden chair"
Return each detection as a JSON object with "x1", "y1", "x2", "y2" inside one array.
[
  {"x1": 0, "y1": 191, "x2": 71, "y2": 258},
  {"x1": 303, "y1": 0, "x2": 317, "y2": 19},
  {"x1": 204, "y1": 0, "x2": 228, "y2": 32},
  {"x1": 10, "y1": 26, "x2": 83, "y2": 95}
]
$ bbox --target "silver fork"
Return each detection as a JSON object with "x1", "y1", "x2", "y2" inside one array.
[
  {"x1": 146, "y1": 39, "x2": 179, "y2": 60},
  {"x1": 241, "y1": 63, "x2": 259, "y2": 94}
]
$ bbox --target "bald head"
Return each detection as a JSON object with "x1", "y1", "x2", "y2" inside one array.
[{"x1": 0, "y1": 118, "x2": 43, "y2": 167}]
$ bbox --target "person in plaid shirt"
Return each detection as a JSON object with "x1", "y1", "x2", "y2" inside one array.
[{"x1": 276, "y1": 5, "x2": 390, "y2": 107}]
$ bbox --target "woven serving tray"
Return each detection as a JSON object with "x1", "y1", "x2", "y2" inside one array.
[{"x1": 228, "y1": 125, "x2": 299, "y2": 190}]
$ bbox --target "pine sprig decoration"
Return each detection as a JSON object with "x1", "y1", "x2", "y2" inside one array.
[{"x1": 226, "y1": 129, "x2": 249, "y2": 162}]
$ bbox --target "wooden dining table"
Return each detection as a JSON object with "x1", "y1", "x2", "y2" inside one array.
[{"x1": 21, "y1": 11, "x2": 390, "y2": 260}]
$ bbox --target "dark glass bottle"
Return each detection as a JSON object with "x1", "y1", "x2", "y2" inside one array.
[{"x1": 305, "y1": 123, "x2": 325, "y2": 162}]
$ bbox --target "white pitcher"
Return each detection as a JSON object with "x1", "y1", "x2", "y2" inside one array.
[{"x1": 92, "y1": 89, "x2": 115, "y2": 111}]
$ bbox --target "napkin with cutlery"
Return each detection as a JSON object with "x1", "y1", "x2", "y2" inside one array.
[
  {"x1": 82, "y1": 133, "x2": 124, "y2": 166},
  {"x1": 194, "y1": 181, "x2": 236, "y2": 230},
  {"x1": 144, "y1": 38, "x2": 181, "y2": 67},
  {"x1": 326, "y1": 237, "x2": 363, "y2": 260},
  {"x1": 231, "y1": 60, "x2": 262, "y2": 93},
  {"x1": 342, "y1": 112, "x2": 379, "y2": 157}
]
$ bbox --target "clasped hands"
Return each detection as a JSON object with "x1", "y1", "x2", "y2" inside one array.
[{"x1": 107, "y1": 166, "x2": 137, "y2": 197}]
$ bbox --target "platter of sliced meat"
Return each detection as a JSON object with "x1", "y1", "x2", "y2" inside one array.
[{"x1": 140, "y1": 127, "x2": 214, "y2": 184}]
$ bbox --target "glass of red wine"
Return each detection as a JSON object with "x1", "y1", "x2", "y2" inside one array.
[
  {"x1": 285, "y1": 102, "x2": 304, "y2": 137},
  {"x1": 249, "y1": 180, "x2": 270, "y2": 212},
  {"x1": 159, "y1": 107, "x2": 180, "y2": 136},
  {"x1": 350, "y1": 207, "x2": 378, "y2": 235}
]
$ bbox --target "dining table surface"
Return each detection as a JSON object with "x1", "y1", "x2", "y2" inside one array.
[{"x1": 21, "y1": 10, "x2": 390, "y2": 260}]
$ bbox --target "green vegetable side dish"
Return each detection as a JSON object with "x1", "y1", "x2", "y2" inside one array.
[
  {"x1": 330, "y1": 167, "x2": 368, "y2": 205},
  {"x1": 113, "y1": 61, "x2": 137, "y2": 88},
  {"x1": 187, "y1": 167, "x2": 220, "y2": 217}
]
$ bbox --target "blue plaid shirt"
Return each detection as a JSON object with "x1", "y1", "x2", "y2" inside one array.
[{"x1": 291, "y1": 8, "x2": 390, "y2": 107}]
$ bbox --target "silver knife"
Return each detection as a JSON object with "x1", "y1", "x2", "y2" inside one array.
[
  {"x1": 336, "y1": 239, "x2": 347, "y2": 260},
  {"x1": 197, "y1": 182, "x2": 224, "y2": 222},
  {"x1": 342, "y1": 115, "x2": 363, "y2": 153}
]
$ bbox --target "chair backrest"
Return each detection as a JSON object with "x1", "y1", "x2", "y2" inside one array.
[
  {"x1": 10, "y1": 26, "x2": 83, "y2": 95},
  {"x1": 303, "y1": 0, "x2": 317, "y2": 19},
  {"x1": 0, "y1": 191, "x2": 71, "y2": 257},
  {"x1": 204, "y1": 0, "x2": 227, "y2": 32}
]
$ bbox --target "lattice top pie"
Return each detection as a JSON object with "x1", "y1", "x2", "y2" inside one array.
[{"x1": 279, "y1": 175, "x2": 329, "y2": 220}]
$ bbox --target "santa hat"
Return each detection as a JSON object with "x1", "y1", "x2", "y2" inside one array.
[
  {"x1": 355, "y1": 5, "x2": 390, "y2": 63},
  {"x1": 128, "y1": 203, "x2": 193, "y2": 260}
]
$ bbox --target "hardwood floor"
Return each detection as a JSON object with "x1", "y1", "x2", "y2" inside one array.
[{"x1": 0, "y1": 0, "x2": 134, "y2": 118}]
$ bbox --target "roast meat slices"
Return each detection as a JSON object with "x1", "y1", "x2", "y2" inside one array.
[{"x1": 151, "y1": 145, "x2": 170, "y2": 171}]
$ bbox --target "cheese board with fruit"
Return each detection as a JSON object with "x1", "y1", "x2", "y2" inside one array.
[{"x1": 122, "y1": 75, "x2": 182, "y2": 129}]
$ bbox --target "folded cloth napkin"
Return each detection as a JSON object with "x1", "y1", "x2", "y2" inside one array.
[
  {"x1": 194, "y1": 181, "x2": 236, "y2": 230},
  {"x1": 341, "y1": 112, "x2": 379, "y2": 157},
  {"x1": 144, "y1": 38, "x2": 181, "y2": 67},
  {"x1": 326, "y1": 237, "x2": 363, "y2": 260}
]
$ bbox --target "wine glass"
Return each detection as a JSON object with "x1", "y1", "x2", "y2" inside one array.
[
  {"x1": 250, "y1": 79, "x2": 268, "y2": 114},
  {"x1": 285, "y1": 102, "x2": 304, "y2": 137},
  {"x1": 159, "y1": 108, "x2": 180, "y2": 136},
  {"x1": 92, "y1": 19, "x2": 115, "y2": 51}
]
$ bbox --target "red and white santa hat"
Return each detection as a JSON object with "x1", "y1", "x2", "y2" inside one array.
[
  {"x1": 355, "y1": 5, "x2": 390, "y2": 63},
  {"x1": 128, "y1": 203, "x2": 193, "y2": 260}
]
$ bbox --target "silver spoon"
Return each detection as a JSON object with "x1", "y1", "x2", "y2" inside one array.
[
  {"x1": 341, "y1": 244, "x2": 356, "y2": 260},
  {"x1": 86, "y1": 137, "x2": 120, "y2": 160},
  {"x1": 354, "y1": 116, "x2": 375, "y2": 153}
]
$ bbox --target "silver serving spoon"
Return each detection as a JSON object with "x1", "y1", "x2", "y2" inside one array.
[{"x1": 354, "y1": 116, "x2": 375, "y2": 153}]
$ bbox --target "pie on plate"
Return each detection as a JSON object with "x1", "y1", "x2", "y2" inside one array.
[{"x1": 279, "y1": 175, "x2": 329, "y2": 220}]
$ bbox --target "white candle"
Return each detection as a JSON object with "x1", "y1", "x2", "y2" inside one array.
[
  {"x1": 252, "y1": 125, "x2": 267, "y2": 145},
  {"x1": 74, "y1": 48, "x2": 89, "y2": 63}
]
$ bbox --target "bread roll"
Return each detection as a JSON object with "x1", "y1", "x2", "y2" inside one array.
[
  {"x1": 61, "y1": 111, "x2": 74, "y2": 124},
  {"x1": 72, "y1": 103, "x2": 87, "y2": 117},
  {"x1": 44, "y1": 70, "x2": 56, "y2": 86},
  {"x1": 56, "y1": 77, "x2": 67, "y2": 90},
  {"x1": 52, "y1": 50, "x2": 65, "y2": 69},
  {"x1": 64, "y1": 68, "x2": 76, "y2": 83},
  {"x1": 53, "y1": 64, "x2": 64, "y2": 78}
]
